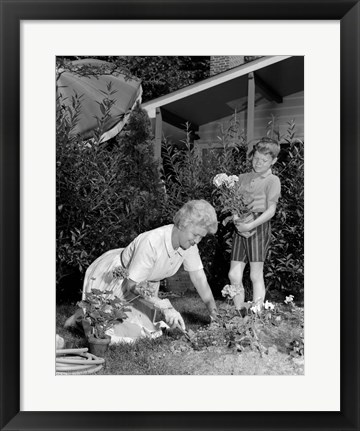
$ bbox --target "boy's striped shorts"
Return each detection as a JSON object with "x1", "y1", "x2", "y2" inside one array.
[{"x1": 231, "y1": 214, "x2": 271, "y2": 263}]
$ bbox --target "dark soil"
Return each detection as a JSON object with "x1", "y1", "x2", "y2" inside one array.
[{"x1": 149, "y1": 301, "x2": 304, "y2": 375}]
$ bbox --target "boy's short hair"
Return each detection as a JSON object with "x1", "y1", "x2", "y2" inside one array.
[
  {"x1": 173, "y1": 199, "x2": 218, "y2": 234},
  {"x1": 252, "y1": 137, "x2": 281, "y2": 159}
]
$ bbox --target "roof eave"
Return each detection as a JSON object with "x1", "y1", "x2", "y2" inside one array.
[{"x1": 142, "y1": 55, "x2": 292, "y2": 116}]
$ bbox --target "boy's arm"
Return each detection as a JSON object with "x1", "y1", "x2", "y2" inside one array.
[
  {"x1": 250, "y1": 202, "x2": 277, "y2": 229},
  {"x1": 236, "y1": 175, "x2": 281, "y2": 234},
  {"x1": 235, "y1": 202, "x2": 277, "y2": 233}
]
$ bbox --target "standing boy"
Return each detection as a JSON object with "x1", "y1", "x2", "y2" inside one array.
[{"x1": 228, "y1": 137, "x2": 281, "y2": 311}]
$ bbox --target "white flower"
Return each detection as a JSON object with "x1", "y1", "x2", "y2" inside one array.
[
  {"x1": 225, "y1": 175, "x2": 239, "y2": 188},
  {"x1": 264, "y1": 300, "x2": 275, "y2": 310},
  {"x1": 213, "y1": 173, "x2": 229, "y2": 187},
  {"x1": 221, "y1": 284, "x2": 243, "y2": 299},
  {"x1": 250, "y1": 303, "x2": 262, "y2": 314},
  {"x1": 284, "y1": 295, "x2": 294, "y2": 304}
]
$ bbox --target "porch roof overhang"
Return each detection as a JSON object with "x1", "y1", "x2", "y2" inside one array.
[{"x1": 142, "y1": 55, "x2": 304, "y2": 132}]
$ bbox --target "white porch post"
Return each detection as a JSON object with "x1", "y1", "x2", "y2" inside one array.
[
  {"x1": 246, "y1": 72, "x2": 255, "y2": 149},
  {"x1": 154, "y1": 107, "x2": 162, "y2": 160}
]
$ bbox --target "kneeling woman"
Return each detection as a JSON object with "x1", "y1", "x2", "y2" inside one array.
[{"x1": 65, "y1": 200, "x2": 219, "y2": 343}]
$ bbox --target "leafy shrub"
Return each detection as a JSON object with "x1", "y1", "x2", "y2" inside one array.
[
  {"x1": 56, "y1": 93, "x2": 164, "y2": 302},
  {"x1": 160, "y1": 118, "x2": 250, "y2": 294},
  {"x1": 266, "y1": 121, "x2": 304, "y2": 296}
]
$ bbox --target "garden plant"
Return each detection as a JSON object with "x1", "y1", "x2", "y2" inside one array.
[{"x1": 78, "y1": 289, "x2": 130, "y2": 340}]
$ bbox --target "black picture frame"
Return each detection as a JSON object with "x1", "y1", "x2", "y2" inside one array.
[{"x1": 1, "y1": 1, "x2": 359, "y2": 430}]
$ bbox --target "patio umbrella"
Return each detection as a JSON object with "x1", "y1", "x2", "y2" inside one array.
[{"x1": 56, "y1": 59, "x2": 142, "y2": 143}]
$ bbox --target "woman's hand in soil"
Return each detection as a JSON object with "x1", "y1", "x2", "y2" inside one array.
[
  {"x1": 209, "y1": 310, "x2": 221, "y2": 323},
  {"x1": 163, "y1": 307, "x2": 186, "y2": 331}
]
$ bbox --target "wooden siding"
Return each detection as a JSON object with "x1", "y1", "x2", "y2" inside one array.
[{"x1": 197, "y1": 91, "x2": 304, "y2": 148}]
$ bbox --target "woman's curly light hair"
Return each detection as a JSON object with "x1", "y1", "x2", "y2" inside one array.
[{"x1": 173, "y1": 200, "x2": 218, "y2": 234}]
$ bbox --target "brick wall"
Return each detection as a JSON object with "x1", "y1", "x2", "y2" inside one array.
[{"x1": 210, "y1": 56, "x2": 245, "y2": 76}]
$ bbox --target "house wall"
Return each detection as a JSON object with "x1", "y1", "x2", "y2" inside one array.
[{"x1": 196, "y1": 90, "x2": 304, "y2": 150}]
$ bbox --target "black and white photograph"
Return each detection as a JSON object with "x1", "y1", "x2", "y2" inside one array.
[
  {"x1": 1, "y1": 3, "x2": 359, "y2": 430},
  {"x1": 56, "y1": 55, "x2": 305, "y2": 376}
]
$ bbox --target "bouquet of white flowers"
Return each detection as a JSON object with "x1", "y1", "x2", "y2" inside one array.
[{"x1": 213, "y1": 173, "x2": 254, "y2": 226}]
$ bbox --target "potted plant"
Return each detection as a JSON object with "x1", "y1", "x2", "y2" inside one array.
[
  {"x1": 77, "y1": 288, "x2": 130, "y2": 356},
  {"x1": 213, "y1": 173, "x2": 255, "y2": 229}
]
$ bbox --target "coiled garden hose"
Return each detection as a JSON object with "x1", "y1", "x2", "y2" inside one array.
[{"x1": 56, "y1": 348, "x2": 105, "y2": 375}]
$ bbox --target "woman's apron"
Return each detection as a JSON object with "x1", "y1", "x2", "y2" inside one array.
[{"x1": 82, "y1": 248, "x2": 166, "y2": 344}]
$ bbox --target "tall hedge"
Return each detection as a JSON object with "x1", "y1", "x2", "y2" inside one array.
[{"x1": 56, "y1": 102, "x2": 164, "y2": 302}]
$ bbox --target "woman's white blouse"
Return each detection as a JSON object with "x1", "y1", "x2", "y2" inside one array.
[{"x1": 121, "y1": 224, "x2": 203, "y2": 283}]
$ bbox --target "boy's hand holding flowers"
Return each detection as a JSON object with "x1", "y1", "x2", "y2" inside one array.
[
  {"x1": 213, "y1": 173, "x2": 255, "y2": 236},
  {"x1": 233, "y1": 218, "x2": 256, "y2": 238}
]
